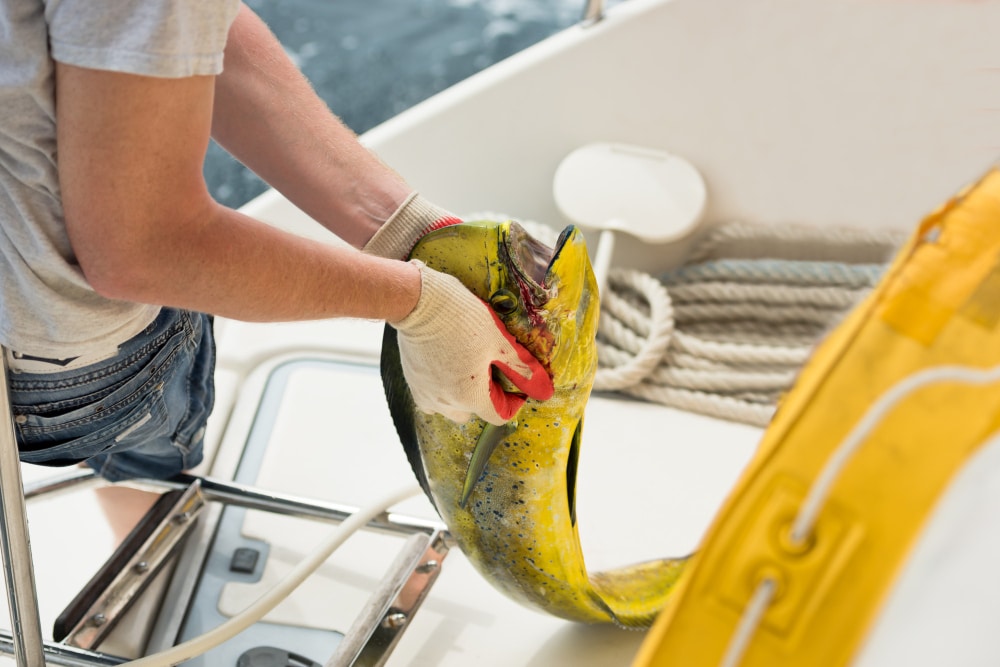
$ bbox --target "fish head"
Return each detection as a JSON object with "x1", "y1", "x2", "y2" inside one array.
[{"x1": 410, "y1": 220, "x2": 599, "y2": 392}]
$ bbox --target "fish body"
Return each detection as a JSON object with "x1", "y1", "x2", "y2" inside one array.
[{"x1": 381, "y1": 220, "x2": 684, "y2": 627}]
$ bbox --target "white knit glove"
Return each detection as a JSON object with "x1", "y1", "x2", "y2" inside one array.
[
  {"x1": 363, "y1": 192, "x2": 462, "y2": 260},
  {"x1": 391, "y1": 262, "x2": 555, "y2": 425}
]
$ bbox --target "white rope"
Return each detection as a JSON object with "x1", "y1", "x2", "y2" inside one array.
[
  {"x1": 593, "y1": 269, "x2": 674, "y2": 391},
  {"x1": 668, "y1": 260, "x2": 886, "y2": 288},
  {"x1": 644, "y1": 365, "x2": 795, "y2": 393},
  {"x1": 684, "y1": 325, "x2": 824, "y2": 347},
  {"x1": 595, "y1": 221, "x2": 904, "y2": 426},
  {"x1": 672, "y1": 302, "x2": 843, "y2": 326},
  {"x1": 689, "y1": 220, "x2": 903, "y2": 264},
  {"x1": 668, "y1": 281, "x2": 870, "y2": 309},
  {"x1": 672, "y1": 332, "x2": 810, "y2": 366}
]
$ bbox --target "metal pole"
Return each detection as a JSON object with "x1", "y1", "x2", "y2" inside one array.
[
  {"x1": 0, "y1": 632, "x2": 127, "y2": 667},
  {"x1": 581, "y1": 0, "x2": 605, "y2": 25},
  {"x1": 0, "y1": 349, "x2": 46, "y2": 667},
  {"x1": 145, "y1": 474, "x2": 448, "y2": 539}
]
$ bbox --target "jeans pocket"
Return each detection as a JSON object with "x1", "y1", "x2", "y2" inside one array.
[
  {"x1": 11, "y1": 323, "x2": 187, "y2": 466},
  {"x1": 17, "y1": 389, "x2": 170, "y2": 467}
]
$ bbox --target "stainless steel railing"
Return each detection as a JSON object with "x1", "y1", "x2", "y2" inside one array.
[{"x1": 582, "y1": 0, "x2": 606, "y2": 25}]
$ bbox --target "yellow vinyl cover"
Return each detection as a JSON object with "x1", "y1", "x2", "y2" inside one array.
[{"x1": 634, "y1": 167, "x2": 1000, "y2": 667}]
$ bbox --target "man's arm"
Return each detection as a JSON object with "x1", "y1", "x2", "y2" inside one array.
[
  {"x1": 211, "y1": 4, "x2": 412, "y2": 249},
  {"x1": 55, "y1": 61, "x2": 419, "y2": 323},
  {"x1": 54, "y1": 3, "x2": 555, "y2": 425}
]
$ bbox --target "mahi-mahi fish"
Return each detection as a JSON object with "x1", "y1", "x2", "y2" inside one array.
[{"x1": 380, "y1": 220, "x2": 685, "y2": 627}]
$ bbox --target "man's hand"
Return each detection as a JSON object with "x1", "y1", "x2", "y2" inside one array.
[
  {"x1": 363, "y1": 193, "x2": 462, "y2": 260},
  {"x1": 392, "y1": 262, "x2": 555, "y2": 425}
]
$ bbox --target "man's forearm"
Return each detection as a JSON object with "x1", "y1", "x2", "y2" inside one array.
[
  {"x1": 85, "y1": 197, "x2": 421, "y2": 324},
  {"x1": 211, "y1": 3, "x2": 411, "y2": 248}
]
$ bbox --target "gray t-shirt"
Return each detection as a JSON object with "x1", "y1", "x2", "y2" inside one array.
[{"x1": 0, "y1": 0, "x2": 240, "y2": 357}]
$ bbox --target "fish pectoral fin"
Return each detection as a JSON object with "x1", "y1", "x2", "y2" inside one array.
[
  {"x1": 460, "y1": 421, "x2": 516, "y2": 508},
  {"x1": 491, "y1": 364, "x2": 526, "y2": 396}
]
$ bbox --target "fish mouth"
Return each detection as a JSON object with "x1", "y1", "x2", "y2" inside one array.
[
  {"x1": 503, "y1": 222, "x2": 554, "y2": 295},
  {"x1": 503, "y1": 222, "x2": 578, "y2": 300}
]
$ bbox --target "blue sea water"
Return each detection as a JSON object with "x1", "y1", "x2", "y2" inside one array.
[{"x1": 205, "y1": 0, "x2": 624, "y2": 208}]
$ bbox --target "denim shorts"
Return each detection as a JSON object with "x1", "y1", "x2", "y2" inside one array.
[{"x1": 7, "y1": 308, "x2": 216, "y2": 482}]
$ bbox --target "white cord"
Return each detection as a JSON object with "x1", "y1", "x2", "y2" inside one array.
[
  {"x1": 688, "y1": 220, "x2": 903, "y2": 265},
  {"x1": 722, "y1": 362, "x2": 1000, "y2": 665},
  {"x1": 126, "y1": 483, "x2": 423, "y2": 667},
  {"x1": 719, "y1": 577, "x2": 778, "y2": 667},
  {"x1": 594, "y1": 227, "x2": 890, "y2": 426},
  {"x1": 788, "y1": 363, "x2": 1000, "y2": 546}
]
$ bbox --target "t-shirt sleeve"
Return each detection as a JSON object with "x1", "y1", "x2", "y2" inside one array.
[{"x1": 45, "y1": 0, "x2": 241, "y2": 78}]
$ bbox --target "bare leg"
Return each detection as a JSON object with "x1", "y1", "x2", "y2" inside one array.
[{"x1": 92, "y1": 485, "x2": 161, "y2": 545}]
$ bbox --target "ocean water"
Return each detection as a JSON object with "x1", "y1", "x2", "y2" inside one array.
[{"x1": 205, "y1": 0, "x2": 624, "y2": 208}]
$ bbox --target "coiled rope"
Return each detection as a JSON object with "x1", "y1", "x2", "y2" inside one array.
[{"x1": 472, "y1": 214, "x2": 904, "y2": 428}]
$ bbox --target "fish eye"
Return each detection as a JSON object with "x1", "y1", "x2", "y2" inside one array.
[{"x1": 489, "y1": 290, "x2": 519, "y2": 315}]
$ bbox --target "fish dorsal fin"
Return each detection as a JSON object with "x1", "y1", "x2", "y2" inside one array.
[{"x1": 379, "y1": 324, "x2": 435, "y2": 507}]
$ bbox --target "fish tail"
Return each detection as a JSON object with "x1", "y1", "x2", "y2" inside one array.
[{"x1": 589, "y1": 557, "x2": 689, "y2": 628}]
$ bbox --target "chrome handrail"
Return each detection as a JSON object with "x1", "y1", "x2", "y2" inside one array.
[
  {"x1": 0, "y1": 348, "x2": 45, "y2": 667},
  {"x1": 582, "y1": 0, "x2": 605, "y2": 25}
]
